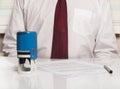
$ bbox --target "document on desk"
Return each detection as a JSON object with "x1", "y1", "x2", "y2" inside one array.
[{"x1": 37, "y1": 60, "x2": 107, "y2": 77}]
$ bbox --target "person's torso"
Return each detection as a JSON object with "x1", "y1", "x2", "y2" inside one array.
[{"x1": 20, "y1": 0, "x2": 102, "y2": 58}]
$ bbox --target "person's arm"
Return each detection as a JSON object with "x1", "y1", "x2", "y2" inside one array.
[
  {"x1": 94, "y1": 0, "x2": 119, "y2": 58},
  {"x1": 3, "y1": 0, "x2": 25, "y2": 57}
]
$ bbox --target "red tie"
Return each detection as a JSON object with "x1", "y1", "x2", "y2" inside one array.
[{"x1": 51, "y1": 0, "x2": 68, "y2": 59}]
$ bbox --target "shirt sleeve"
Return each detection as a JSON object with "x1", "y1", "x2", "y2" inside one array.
[
  {"x1": 94, "y1": 0, "x2": 119, "y2": 58},
  {"x1": 2, "y1": 0, "x2": 25, "y2": 57}
]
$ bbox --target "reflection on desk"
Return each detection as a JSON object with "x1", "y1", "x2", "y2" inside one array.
[{"x1": 0, "y1": 57, "x2": 120, "y2": 89}]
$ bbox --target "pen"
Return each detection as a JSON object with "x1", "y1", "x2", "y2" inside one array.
[{"x1": 104, "y1": 65, "x2": 113, "y2": 74}]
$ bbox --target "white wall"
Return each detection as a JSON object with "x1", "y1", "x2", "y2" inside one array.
[
  {"x1": 0, "y1": 0, "x2": 14, "y2": 33},
  {"x1": 110, "y1": 0, "x2": 120, "y2": 34}
]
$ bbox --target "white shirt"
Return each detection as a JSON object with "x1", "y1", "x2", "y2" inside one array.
[{"x1": 3, "y1": 0, "x2": 118, "y2": 58}]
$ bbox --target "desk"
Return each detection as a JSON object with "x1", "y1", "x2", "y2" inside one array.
[{"x1": 0, "y1": 57, "x2": 120, "y2": 89}]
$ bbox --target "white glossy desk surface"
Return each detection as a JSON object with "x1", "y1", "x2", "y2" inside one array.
[{"x1": 0, "y1": 57, "x2": 120, "y2": 89}]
